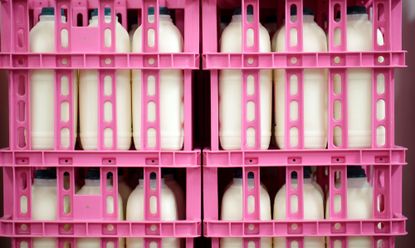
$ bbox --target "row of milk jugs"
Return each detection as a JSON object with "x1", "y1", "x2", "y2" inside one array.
[
  {"x1": 31, "y1": 168, "x2": 184, "y2": 248},
  {"x1": 30, "y1": 7, "x2": 184, "y2": 150},
  {"x1": 220, "y1": 5, "x2": 383, "y2": 150},
  {"x1": 221, "y1": 166, "x2": 374, "y2": 248}
]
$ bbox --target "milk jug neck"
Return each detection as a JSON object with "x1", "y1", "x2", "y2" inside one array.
[
  {"x1": 347, "y1": 13, "x2": 369, "y2": 21},
  {"x1": 138, "y1": 178, "x2": 166, "y2": 186},
  {"x1": 233, "y1": 177, "x2": 255, "y2": 187},
  {"x1": 231, "y1": 14, "x2": 253, "y2": 23},
  {"x1": 290, "y1": 178, "x2": 312, "y2": 185},
  {"x1": 347, "y1": 177, "x2": 369, "y2": 188},
  {"x1": 84, "y1": 179, "x2": 100, "y2": 187},
  {"x1": 34, "y1": 178, "x2": 56, "y2": 187},
  {"x1": 147, "y1": 14, "x2": 172, "y2": 23}
]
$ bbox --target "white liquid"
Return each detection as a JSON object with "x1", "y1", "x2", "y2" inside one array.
[
  {"x1": 272, "y1": 15, "x2": 328, "y2": 149},
  {"x1": 32, "y1": 178, "x2": 57, "y2": 248},
  {"x1": 132, "y1": 14, "x2": 184, "y2": 150},
  {"x1": 220, "y1": 178, "x2": 271, "y2": 248},
  {"x1": 273, "y1": 178, "x2": 324, "y2": 248},
  {"x1": 165, "y1": 175, "x2": 185, "y2": 219},
  {"x1": 29, "y1": 15, "x2": 78, "y2": 150},
  {"x1": 326, "y1": 177, "x2": 373, "y2": 247},
  {"x1": 219, "y1": 15, "x2": 272, "y2": 150},
  {"x1": 126, "y1": 179, "x2": 179, "y2": 248},
  {"x1": 76, "y1": 179, "x2": 124, "y2": 248},
  {"x1": 79, "y1": 15, "x2": 131, "y2": 150},
  {"x1": 334, "y1": 14, "x2": 385, "y2": 148}
]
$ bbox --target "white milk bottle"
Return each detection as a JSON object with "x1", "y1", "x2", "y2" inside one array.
[
  {"x1": 118, "y1": 168, "x2": 132, "y2": 219},
  {"x1": 326, "y1": 166, "x2": 373, "y2": 247},
  {"x1": 132, "y1": 7, "x2": 184, "y2": 150},
  {"x1": 76, "y1": 169, "x2": 124, "y2": 248},
  {"x1": 79, "y1": 8, "x2": 131, "y2": 150},
  {"x1": 221, "y1": 169, "x2": 271, "y2": 248},
  {"x1": 272, "y1": 8, "x2": 328, "y2": 149},
  {"x1": 334, "y1": 6, "x2": 379, "y2": 148},
  {"x1": 163, "y1": 169, "x2": 185, "y2": 219},
  {"x1": 219, "y1": 8, "x2": 272, "y2": 150},
  {"x1": 29, "y1": 7, "x2": 78, "y2": 149},
  {"x1": 273, "y1": 167, "x2": 324, "y2": 248},
  {"x1": 32, "y1": 169, "x2": 57, "y2": 248},
  {"x1": 126, "y1": 174, "x2": 179, "y2": 248}
]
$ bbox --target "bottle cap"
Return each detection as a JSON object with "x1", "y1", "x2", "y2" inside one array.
[
  {"x1": 290, "y1": 167, "x2": 312, "y2": 179},
  {"x1": 148, "y1": 6, "x2": 170, "y2": 15},
  {"x1": 233, "y1": 7, "x2": 254, "y2": 16},
  {"x1": 291, "y1": 7, "x2": 314, "y2": 16},
  {"x1": 347, "y1": 5, "x2": 367, "y2": 15},
  {"x1": 91, "y1": 8, "x2": 111, "y2": 17},
  {"x1": 34, "y1": 168, "x2": 57, "y2": 179},
  {"x1": 233, "y1": 169, "x2": 255, "y2": 179},
  {"x1": 41, "y1": 7, "x2": 55, "y2": 16},
  {"x1": 347, "y1": 166, "x2": 367, "y2": 178},
  {"x1": 85, "y1": 168, "x2": 100, "y2": 180}
]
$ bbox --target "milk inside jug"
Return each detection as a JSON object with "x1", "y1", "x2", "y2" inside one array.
[
  {"x1": 79, "y1": 8, "x2": 131, "y2": 150},
  {"x1": 219, "y1": 8, "x2": 272, "y2": 150},
  {"x1": 126, "y1": 173, "x2": 179, "y2": 248},
  {"x1": 163, "y1": 169, "x2": 185, "y2": 219},
  {"x1": 273, "y1": 167, "x2": 324, "y2": 248},
  {"x1": 132, "y1": 7, "x2": 184, "y2": 150},
  {"x1": 29, "y1": 7, "x2": 78, "y2": 149},
  {"x1": 32, "y1": 169, "x2": 57, "y2": 248},
  {"x1": 118, "y1": 168, "x2": 132, "y2": 219},
  {"x1": 76, "y1": 169, "x2": 124, "y2": 248},
  {"x1": 326, "y1": 166, "x2": 373, "y2": 247},
  {"x1": 272, "y1": 8, "x2": 328, "y2": 149},
  {"x1": 333, "y1": 6, "x2": 385, "y2": 148},
  {"x1": 221, "y1": 169, "x2": 271, "y2": 248}
]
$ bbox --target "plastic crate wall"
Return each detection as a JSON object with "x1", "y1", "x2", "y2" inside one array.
[
  {"x1": 202, "y1": 0, "x2": 407, "y2": 247},
  {"x1": 0, "y1": 0, "x2": 199, "y2": 151},
  {"x1": 0, "y1": 150, "x2": 202, "y2": 248}
]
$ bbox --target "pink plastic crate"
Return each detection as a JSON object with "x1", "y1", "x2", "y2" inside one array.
[
  {"x1": 203, "y1": 148, "x2": 407, "y2": 248},
  {"x1": 0, "y1": 149, "x2": 202, "y2": 247},
  {"x1": 0, "y1": 0, "x2": 199, "y2": 150},
  {"x1": 202, "y1": 0, "x2": 407, "y2": 246},
  {"x1": 203, "y1": 0, "x2": 406, "y2": 150}
]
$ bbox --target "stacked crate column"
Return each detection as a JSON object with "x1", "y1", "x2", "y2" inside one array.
[
  {"x1": 327, "y1": 0, "x2": 348, "y2": 148},
  {"x1": 55, "y1": 1, "x2": 75, "y2": 150},
  {"x1": 284, "y1": 0, "x2": 304, "y2": 149},
  {"x1": 98, "y1": 1, "x2": 118, "y2": 150}
]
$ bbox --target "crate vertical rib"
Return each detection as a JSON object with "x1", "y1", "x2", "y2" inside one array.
[
  {"x1": 114, "y1": 0, "x2": 128, "y2": 29},
  {"x1": 9, "y1": 1, "x2": 30, "y2": 150},
  {"x1": 144, "y1": 167, "x2": 162, "y2": 248},
  {"x1": 241, "y1": 0, "x2": 261, "y2": 150},
  {"x1": 242, "y1": 167, "x2": 260, "y2": 248},
  {"x1": 286, "y1": 166, "x2": 304, "y2": 247},
  {"x1": 57, "y1": 167, "x2": 74, "y2": 221},
  {"x1": 98, "y1": 1, "x2": 117, "y2": 150},
  {"x1": 372, "y1": 0, "x2": 393, "y2": 149},
  {"x1": 141, "y1": 0, "x2": 161, "y2": 150},
  {"x1": 328, "y1": 0, "x2": 348, "y2": 149},
  {"x1": 71, "y1": 1, "x2": 88, "y2": 27},
  {"x1": 55, "y1": 1, "x2": 74, "y2": 150},
  {"x1": 101, "y1": 167, "x2": 119, "y2": 221},
  {"x1": 14, "y1": 167, "x2": 31, "y2": 220},
  {"x1": 373, "y1": 165, "x2": 391, "y2": 220},
  {"x1": 284, "y1": 0, "x2": 304, "y2": 149}
]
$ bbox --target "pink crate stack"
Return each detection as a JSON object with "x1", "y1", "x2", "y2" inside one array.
[
  {"x1": 0, "y1": 0, "x2": 202, "y2": 247},
  {"x1": 202, "y1": 0, "x2": 407, "y2": 247}
]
